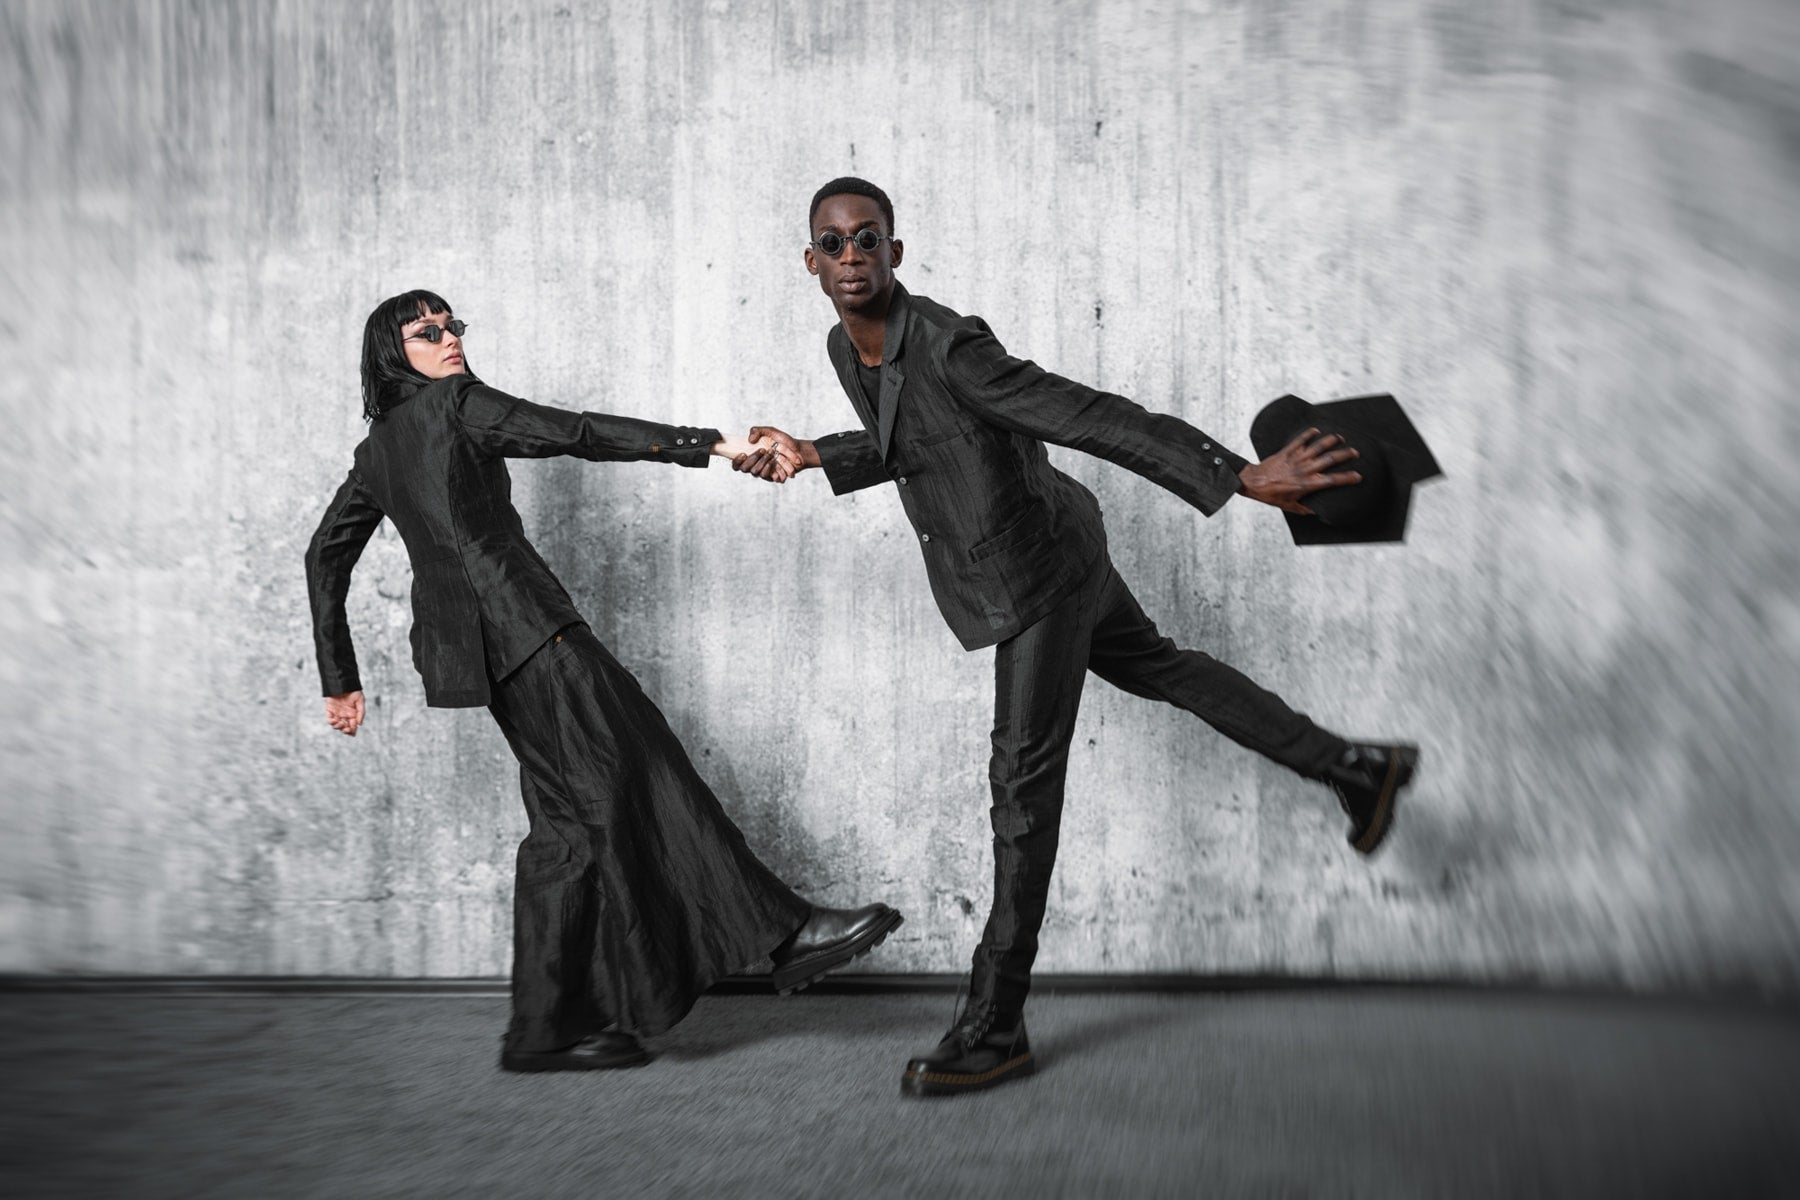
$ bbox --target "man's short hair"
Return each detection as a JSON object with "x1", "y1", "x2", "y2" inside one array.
[{"x1": 809, "y1": 177, "x2": 895, "y2": 236}]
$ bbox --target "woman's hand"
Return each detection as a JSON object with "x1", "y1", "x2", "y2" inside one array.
[
  {"x1": 711, "y1": 433, "x2": 762, "y2": 459},
  {"x1": 325, "y1": 690, "x2": 365, "y2": 737}
]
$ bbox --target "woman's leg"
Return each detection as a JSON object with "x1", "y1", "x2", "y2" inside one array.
[
  {"x1": 487, "y1": 624, "x2": 810, "y2": 1039},
  {"x1": 502, "y1": 765, "x2": 602, "y2": 1051}
]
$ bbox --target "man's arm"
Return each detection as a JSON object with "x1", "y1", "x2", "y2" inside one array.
[
  {"x1": 933, "y1": 319, "x2": 1356, "y2": 515},
  {"x1": 303, "y1": 468, "x2": 385, "y2": 706},
  {"x1": 455, "y1": 382, "x2": 726, "y2": 467}
]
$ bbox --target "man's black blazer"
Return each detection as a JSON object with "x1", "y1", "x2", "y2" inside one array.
[
  {"x1": 813, "y1": 283, "x2": 1250, "y2": 650},
  {"x1": 304, "y1": 375, "x2": 721, "y2": 707}
]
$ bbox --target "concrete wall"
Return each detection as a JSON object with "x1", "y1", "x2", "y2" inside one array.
[{"x1": 3, "y1": 0, "x2": 1796, "y2": 988}]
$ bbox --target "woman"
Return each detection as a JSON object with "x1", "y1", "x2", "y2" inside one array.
[{"x1": 305, "y1": 289, "x2": 901, "y2": 1071}]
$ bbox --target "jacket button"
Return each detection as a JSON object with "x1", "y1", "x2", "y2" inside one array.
[
  {"x1": 920, "y1": 533, "x2": 931, "y2": 543},
  {"x1": 1213, "y1": 457, "x2": 1223, "y2": 465},
  {"x1": 897, "y1": 476, "x2": 908, "y2": 485},
  {"x1": 1202, "y1": 443, "x2": 1211, "y2": 450}
]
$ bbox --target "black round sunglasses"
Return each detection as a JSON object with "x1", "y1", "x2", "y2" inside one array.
[
  {"x1": 406, "y1": 319, "x2": 467, "y2": 344},
  {"x1": 810, "y1": 229, "x2": 892, "y2": 257}
]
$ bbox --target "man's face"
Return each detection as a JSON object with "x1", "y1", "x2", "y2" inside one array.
[{"x1": 805, "y1": 193, "x2": 903, "y2": 316}]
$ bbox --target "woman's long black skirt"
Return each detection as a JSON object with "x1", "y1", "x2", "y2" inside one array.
[{"x1": 485, "y1": 622, "x2": 810, "y2": 1050}]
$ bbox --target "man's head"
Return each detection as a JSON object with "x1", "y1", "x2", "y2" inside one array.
[{"x1": 805, "y1": 177, "x2": 903, "y2": 317}]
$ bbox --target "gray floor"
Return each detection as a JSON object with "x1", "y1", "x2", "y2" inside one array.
[{"x1": 2, "y1": 989, "x2": 1797, "y2": 1198}]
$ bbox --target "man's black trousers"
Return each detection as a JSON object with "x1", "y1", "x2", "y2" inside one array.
[{"x1": 969, "y1": 554, "x2": 1348, "y2": 1019}]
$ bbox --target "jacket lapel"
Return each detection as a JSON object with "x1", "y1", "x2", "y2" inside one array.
[
  {"x1": 875, "y1": 285, "x2": 911, "y2": 460},
  {"x1": 827, "y1": 326, "x2": 877, "y2": 434}
]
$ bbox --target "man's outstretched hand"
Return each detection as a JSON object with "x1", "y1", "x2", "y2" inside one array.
[
  {"x1": 325, "y1": 690, "x2": 365, "y2": 737},
  {"x1": 732, "y1": 426, "x2": 817, "y2": 484},
  {"x1": 1237, "y1": 428, "x2": 1361, "y2": 514}
]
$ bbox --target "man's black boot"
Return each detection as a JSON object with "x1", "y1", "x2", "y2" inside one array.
[
  {"x1": 769, "y1": 902, "x2": 904, "y2": 994},
  {"x1": 1323, "y1": 741, "x2": 1419, "y2": 855},
  {"x1": 901, "y1": 1012, "x2": 1035, "y2": 1098},
  {"x1": 499, "y1": 1032, "x2": 650, "y2": 1072}
]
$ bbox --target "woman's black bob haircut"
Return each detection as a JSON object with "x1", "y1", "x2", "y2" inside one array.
[{"x1": 360, "y1": 289, "x2": 478, "y2": 420}]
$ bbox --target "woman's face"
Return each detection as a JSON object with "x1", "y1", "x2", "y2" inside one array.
[{"x1": 401, "y1": 310, "x2": 467, "y2": 380}]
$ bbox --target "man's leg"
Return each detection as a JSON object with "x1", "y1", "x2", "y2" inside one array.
[
  {"x1": 901, "y1": 562, "x2": 1108, "y2": 1098},
  {"x1": 1084, "y1": 558, "x2": 1416, "y2": 851},
  {"x1": 969, "y1": 565, "x2": 1108, "y2": 1024},
  {"x1": 1085, "y1": 558, "x2": 1346, "y2": 777}
]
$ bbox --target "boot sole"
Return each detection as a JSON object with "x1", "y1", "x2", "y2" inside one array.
[
  {"x1": 900, "y1": 1052, "x2": 1036, "y2": 1098},
  {"x1": 499, "y1": 1048, "x2": 651, "y2": 1073},
  {"x1": 772, "y1": 909, "x2": 905, "y2": 995},
  {"x1": 1351, "y1": 745, "x2": 1418, "y2": 856}
]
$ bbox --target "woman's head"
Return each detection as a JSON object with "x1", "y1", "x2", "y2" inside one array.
[{"x1": 359, "y1": 289, "x2": 474, "y2": 419}]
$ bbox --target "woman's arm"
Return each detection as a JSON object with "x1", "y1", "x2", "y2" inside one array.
[
  {"x1": 304, "y1": 468, "x2": 385, "y2": 728},
  {"x1": 454, "y1": 382, "x2": 723, "y2": 467}
]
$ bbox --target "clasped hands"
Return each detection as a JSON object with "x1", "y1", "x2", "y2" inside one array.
[{"x1": 717, "y1": 427, "x2": 810, "y2": 484}]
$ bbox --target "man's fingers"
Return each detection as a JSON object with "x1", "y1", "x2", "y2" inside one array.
[
  {"x1": 740, "y1": 449, "x2": 783, "y2": 481},
  {"x1": 1314, "y1": 470, "x2": 1364, "y2": 488},
  {"x1": 1285, "y1": 427, "x2": 1322, "y2": 453}
]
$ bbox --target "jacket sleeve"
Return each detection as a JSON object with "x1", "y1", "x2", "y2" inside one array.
[
  {"x1": 932, "y1": 317, "x2": 1250, "y2": 517},
  {"x1": 813, "y1": 428, "x2": 890, "y2": 495},
  {"x1": 454, "y1": 383, "x2": 722, "y2": 467},
  {"x1": 303, "y1": 467, "x2": 385, "y2": 697}
]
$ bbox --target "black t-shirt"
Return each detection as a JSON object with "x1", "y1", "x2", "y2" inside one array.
[{"x1": 854, "y1": 357, "x2": 881, "y2": 410}]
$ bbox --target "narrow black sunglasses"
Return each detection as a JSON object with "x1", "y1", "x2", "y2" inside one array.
[
  {"x1": 810, "y1": 229, "x2": 892, "y2": 257},
  {"x1": 405, "y1": 319, "x2": 467, "y2": 343}
]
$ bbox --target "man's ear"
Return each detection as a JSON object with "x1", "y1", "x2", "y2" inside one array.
[
  {"x1": 804, "y1": 246, "x2": 819, "y2": 276},
  {"x1": 890, "y1": 238, "x2": 904, "y2": 269}
]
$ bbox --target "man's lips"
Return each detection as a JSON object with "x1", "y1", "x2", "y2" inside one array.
[{"x1": 837, "y1": 275, "x2": 869, "y2": 292}]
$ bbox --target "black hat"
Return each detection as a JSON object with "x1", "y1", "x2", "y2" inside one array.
[{"x1": 1248, "y1": 393, "x2": 1443, "y2": 545}]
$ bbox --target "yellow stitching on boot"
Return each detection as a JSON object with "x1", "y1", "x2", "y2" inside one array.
[{"x1": 904, "y1": 1053, "x2": 1034, "y2": 1086}]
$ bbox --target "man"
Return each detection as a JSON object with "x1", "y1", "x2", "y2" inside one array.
[{"x1": 737, "y1": 178, "x2": 1418, "y2": 1097}]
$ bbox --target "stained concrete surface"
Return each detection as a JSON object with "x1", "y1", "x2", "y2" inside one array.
[
  {"x1": 2, "y1": 990, "x2": 1797, "y2": 1198},
  {"x1": 2, "y1": 1, "x2": 1798, "y2": 988}
]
